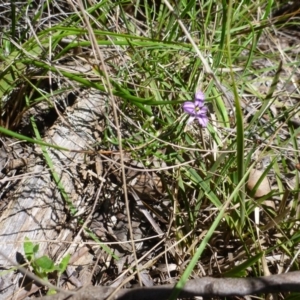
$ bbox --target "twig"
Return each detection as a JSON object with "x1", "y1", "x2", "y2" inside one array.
[{"x1": 39, "y1": 271, "x2": 300, "y2": 300}]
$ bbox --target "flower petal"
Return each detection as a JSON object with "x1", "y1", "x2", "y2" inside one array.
[
  {"x1": 186, "y1": 116, "x2": 195, "y2": 124},
  {"x1": 195, "y1": 91, "x2": 205, "y2": 102},
  {"x1": 194, "y1": 100, "x2": 205, "y2": 108},
  {"x1": 195, "y1": 106, "x2": 208, "y2": 116},
  {"x1": 182, "y1": 102, "x2": 195, "y2": 114},
  {"x1": 197, "y1": 116, "x2": 208, "y2": 127}
]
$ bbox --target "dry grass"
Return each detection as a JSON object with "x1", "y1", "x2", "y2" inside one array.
[{"x1": 0, "y1": 0, "x2": 300, "y2": 299}]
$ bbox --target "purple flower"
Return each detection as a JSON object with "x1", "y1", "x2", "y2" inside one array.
[{"x1": 182, "y1": 91, "x2": 208, "y2": 127}]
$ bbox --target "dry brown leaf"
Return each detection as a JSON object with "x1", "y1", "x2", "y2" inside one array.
[{"x1": 247, "y1": 169, "x2": 271, "y2": 198}]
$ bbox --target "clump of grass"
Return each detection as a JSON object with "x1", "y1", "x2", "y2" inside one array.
[{"x1": 1, "y1": 0, "x2": 300, "y2": 299}]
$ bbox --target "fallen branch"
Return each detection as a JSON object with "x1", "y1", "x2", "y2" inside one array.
[{"x1": 40, "y1": 271, "x2": 300, "y2": 300}]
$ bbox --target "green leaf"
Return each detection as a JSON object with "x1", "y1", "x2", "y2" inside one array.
[
  {"x1": 0, "y1": 127, "x2": 69, "y2": 152},
  {"x1": 34, "y1": 256, "x2": 55, "y2": 273},
  {"x1": 57, "y1": 254, "x2": 71, "y2": 274},
  {"x1": 47, "y1": 289, "x2": 57, "y2": 296},
  {"x1": 33, "y1": 245, "x2": 39, "y2": 254},
  {"x1": 23, "y1": 237, "x2": 38, "y2": 261},
  {"x1": 31, "y1": 117, "x2": 77, "y2": 216},
  {"x1": 223, "y1": 252, "x2": 264, "y2": 277}
]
